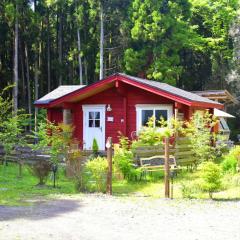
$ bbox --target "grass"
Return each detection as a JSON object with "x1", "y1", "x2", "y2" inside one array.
[
  {"x1": 113, "y1": 170, "x2": 240, "y2": 200},
  {"x1": 1, "y1": 163, "x2": 240, "y2": 206},
  {"x1": 0, "y1": 162, "x2": 76, "y2": 206}
]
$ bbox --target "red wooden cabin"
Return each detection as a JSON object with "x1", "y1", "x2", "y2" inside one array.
[{"x1": 35, "y1": 73, "x2": 223, "y2": 150}]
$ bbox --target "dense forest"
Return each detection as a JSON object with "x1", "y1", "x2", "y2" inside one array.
[{"x1": 0, "y1": 0, "x2": 239, "y2": 114}]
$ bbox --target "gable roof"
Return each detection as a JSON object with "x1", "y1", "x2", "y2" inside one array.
[
  {"x1": 35, "y1": 73, "x2": 223, "y2": 109},
  {"x1": 118, "y1": 73, "x2": 219, "y2": 106},
  {"x1": 35, "y1": 85, "x2": 85, "y2": 105}
]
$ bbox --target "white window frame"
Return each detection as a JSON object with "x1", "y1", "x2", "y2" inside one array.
[{"x1": 136, "y1": 104, "x2": 173, "y2": 132}]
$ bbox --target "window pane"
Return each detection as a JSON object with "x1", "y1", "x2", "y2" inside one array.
[
  {"x1": 155, "y1": 110, "x2": 168, "y2": 126},
  {"x1": 95, "y1": 120, "x2": 100, "y2": 128},
  {"x1": 142, "y1": 110, "x2": 153, "y2": 126},
  {"x1": 89, "y1": 112, "x2": 95, "y2": 119},
  {"x1": 95, "y1": 112, "x2": 100, "y2": 120},
  {"x1": 89, "y1": 120, "x2": 94, "y2": 127}
]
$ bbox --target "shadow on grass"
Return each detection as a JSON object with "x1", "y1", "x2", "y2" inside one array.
[
  {"x1": 0, "y1": 198, "x2": 82, "y2": 221},
  {"x1": 213, "y1": 198, "x2": 240, "y2": 202}
]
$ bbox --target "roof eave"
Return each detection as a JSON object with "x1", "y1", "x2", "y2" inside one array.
[{"x1": 34, "y1": 73, "x2": 223, "y2": 109}]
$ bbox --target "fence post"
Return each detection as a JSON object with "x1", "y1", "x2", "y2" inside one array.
[
  {"x1": 164, "y1": 137, "x2": 170, "y2": 198},
  {"x1": 106, "y1": 137, "x2": 112, "y2": 195}
]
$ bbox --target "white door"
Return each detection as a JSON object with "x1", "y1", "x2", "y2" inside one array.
[{"x1": 83, "y1": 105, "x2": 106, "y2": 150}]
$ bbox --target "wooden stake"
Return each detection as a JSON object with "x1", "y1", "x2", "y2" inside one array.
[
  {"x1": 164, "y1": 137, "x2": 170, "y2": 198},
  {"x1": 106, "y1": 137, "x2": 112, "y2": 195}
]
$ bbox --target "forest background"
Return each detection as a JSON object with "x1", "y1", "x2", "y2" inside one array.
[{"x1": 1, "y1": 0, "x2": 240, "y2": 137}]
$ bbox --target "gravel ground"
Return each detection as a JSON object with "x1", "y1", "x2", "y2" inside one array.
[{"x1": 0, "y1": 194, "x2": 240, "y2": 240}]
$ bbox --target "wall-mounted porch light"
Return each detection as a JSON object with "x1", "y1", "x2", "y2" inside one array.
[{"x1": 107, "y1": 104, "x2": 112, "y2": 112}]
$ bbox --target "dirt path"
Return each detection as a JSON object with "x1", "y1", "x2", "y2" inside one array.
[{"x1": 0, "y1": 194, "x2": 240, "y2": 240}]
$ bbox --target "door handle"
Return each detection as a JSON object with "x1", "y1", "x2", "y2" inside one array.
[{"x1": 99, "y1": 126, "x2": 102, "y2": 131}]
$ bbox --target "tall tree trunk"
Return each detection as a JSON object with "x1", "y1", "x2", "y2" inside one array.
[
  {"x1": 13, "y1": 2, "x2": 19, "y2": 114},
  {"x1": 24, "y1": 44, "x2": 32, "y2": 131},
  {"x1": 58, "y1": 8, "x2": 63, "y2": 85},
  {"x1": 99, "y1": 3, "x2": 104, "y2": 80},
  {"x1": 75, "y1": 0, "x2": 83, "y2": 85},
  {"x1": 47, "y1": 9, "x2": 51, "y2": 92},
  {"x1": 77, "y1": 28, "x2": 83, "y2": 85},
  {"x1": 20, "y1": 39, "x2": 25, "y2": 109},
  {"x1": 34, "y1": 54, "x2": 39, "y2": 134},
  {"x1": 84, "y1": 58, "x2": 88, "y2": 85}
]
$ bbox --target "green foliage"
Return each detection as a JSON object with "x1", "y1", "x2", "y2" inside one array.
[
  {"x1": 114, "y1": 135, "x2": 142, "y2": 181},
  {"x1": 32, "y1": 122, "x2": 73, "y2": 165},
  {"x1": 132, "y1": 117, "x2": 172, "y2": 148},
  {"x1": 221, "y1": 155, "x2": 237, "y2": 174},
  {"x1": 180, "y1": 181, "x2": 200, "y2": 199},
  {"x1": 124, "y1": 0, "x2": 204, "y2": 84},
  {"x1": 185, "y1": 111, "x2": 218, "y2": 163},
  {"x1": 199, "y1": 161, "x2": 222, "y2": 199},
  {"x1": 221, "y1": 146, "x2": 240, "y2": 173},
  {"x1": 83, "y1": 156, "x2": 108, "y2": 192},
  {"x1": 92, "y1": 138, "x2": 99, "y2": 155},
  {"x1": 0, "y1": 87, "x2": 28, "y2": 161}
]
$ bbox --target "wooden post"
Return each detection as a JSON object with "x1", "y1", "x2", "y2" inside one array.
[
  {"x1": 106, "y1": 137, "x2": 112, "y2": 195},
  {"x1": 164, "y1": 137, "x2": 170, "y2": 198}
]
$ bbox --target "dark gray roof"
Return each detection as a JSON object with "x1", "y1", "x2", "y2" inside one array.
[
  {"x1": 35, "y1": 73, "x2": 222, "y2": 107},
  {"x1": 118, "y1": 73, "x2": 221, "y2": 105},
  {"x1": 35, "y1": 85, "x2": 85, "y2": 104}
]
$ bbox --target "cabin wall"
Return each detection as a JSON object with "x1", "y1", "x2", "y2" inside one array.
[
  {"x1": 73, "y1": 84, "x2": 176, "y2": 146},
  {"x1": 73, "y1": 88, "x2": 124, "y2": 146},
  {"x1": 47, "y1": 85, "x2": 215, "y2": 147},
  {"x1": 125, "y1": 85, "x2": 175, "y2": 139},
  {"x1": 47, "y1": 108, "x2": 63, "y2": 124}
]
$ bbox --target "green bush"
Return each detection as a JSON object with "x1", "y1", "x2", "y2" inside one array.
[
  {"x1": 221, "y1": 155, "x2": 237, "y2": 173},
  {"x1": 92, "y1": 138, "x2": 99, "y2": 155},
  {"x1": 83, "y1": 157, "x2": 108, "y2": 192},
  {"x1": 181, "y1": 181, "x2": 200, "y2": 199},
  {"x1": 199, "y1": 161, "x2": 222, "y2": 199},
  {"x1": 113, "y1": 147, "x2": 141, "y2": 181},
  {"x1": 114, "y1": 134, "x2": 143, "y2": 181},
  {"x1": 131, "y1": 117, "x2": 172, "y2": 148}
]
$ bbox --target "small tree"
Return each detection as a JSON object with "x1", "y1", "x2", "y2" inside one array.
[
  {"x1": 32, "y1": 121, "x2": 73, "y2": 186},
  {"x1": 0, "y1": 87, "x2": 28, "y2": 173},
  {"x1": 92, "y1": 138, "x2": 99, "y2": 156},
  {"x1": 199, "y1": 161, "x2": 222, "y2": 199},
  {"x1": 185, "y1": 111, "x2": 218, "y2": 163}
]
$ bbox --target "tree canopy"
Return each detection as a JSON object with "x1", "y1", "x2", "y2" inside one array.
[{"x1": 0, "y1": 0, "x2": 239, "y2": 113}]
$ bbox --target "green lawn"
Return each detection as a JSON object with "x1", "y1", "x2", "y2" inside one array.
[
  {"x1": 0, "y1": 163, "x2": 240, "y2": 206},
  {"x1": 0, "y1": 162, "x2": 76, "y2": 206}
]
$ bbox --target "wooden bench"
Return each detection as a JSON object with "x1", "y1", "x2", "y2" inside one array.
[{"x1": 140, "y1": 155, "x2": 177, "y2": 172}]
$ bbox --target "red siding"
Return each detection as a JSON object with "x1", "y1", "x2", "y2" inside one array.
[
  {"x1": 73, "y1": 88, "x2": 125, "y2": 145},
  {"x1": 48, "y1": 83, "x2": 215, "y2": 148},
  {"x1": 126, "y1": 85, "x2": 175, "y2": 139},
  {"x1": 47, "y1": 108, "x2": 63, "y2": 124},
  {"x1": 72, "y1": 83, "x2": 175, "y2": 145}
]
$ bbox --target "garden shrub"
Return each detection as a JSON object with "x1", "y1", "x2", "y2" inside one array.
[
  {"x1": 92, "y1": 138, "x2": 99, "y2": 156},
  {"x1": 114, "y1": 135, "x2": 142, "y2": 181},
  {"x1": 221, "y1": 155, "x2": 237, "y2": 173},
  {"x1": 29, "y1": 160, "x2": 52, "y2": 186},
  {"x1": 228, "y1": 146, "x2": 240, "y2": 171},
  {"x1": 83, "y1": 156, "x2": 108, "y2": 192},
  {"x1": 185, "y1": 111, "x2": 218, "y2": 163},
  {"x1": 131, "y1": 117, "x2": 172, "y2": 148},
  {"x1": 199, "y1": 161, "x2": 222, "y2": 199},
  {"x1": 181, "y1": 181, "x2": 200, "y2": 199}
]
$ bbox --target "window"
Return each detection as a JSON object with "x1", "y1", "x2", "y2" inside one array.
[
  {"x1": 88, "y1": 111, "x2": 101, "y2": 128},
  {"x1": 219, "y1": 117, "x2": 230, "y2": 131},
  {"x1": 136, "y1": 104, "x2": 173, "y2": 132}
]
